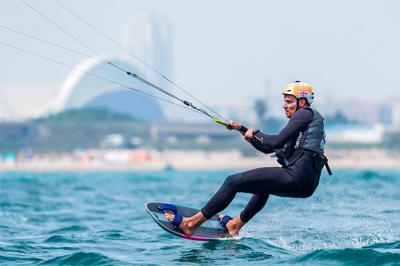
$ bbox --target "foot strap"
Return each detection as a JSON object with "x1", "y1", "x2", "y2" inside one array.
[
  {"x1": 157, "y1": 203, "x2": 177, "y2": 214},
  {"x1": 170, "y1": 213, "x2": 183, "y2": 229},
  {"x1": 219, "y1": 215, "x2": 233, "y2": 229},
  {"x1": 157, "y1": 204, "x2": 183, "y2": 230}
]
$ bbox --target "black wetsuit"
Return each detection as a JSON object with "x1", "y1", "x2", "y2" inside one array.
[{"x1": 201, "y1": 108, "x2": 327, "y2": 223}]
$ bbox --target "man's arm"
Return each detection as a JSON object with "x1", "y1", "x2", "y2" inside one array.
[
  {"x1": 249, "y1": 137, "x2": 275, "y2": 154},
  {"x1": 251, "y1": 108, "x2": 313, "y2": 151}
]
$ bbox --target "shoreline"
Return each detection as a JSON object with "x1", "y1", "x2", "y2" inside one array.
[{"x1": 1, "y1": 149, "x2": 400, "y2": 172}]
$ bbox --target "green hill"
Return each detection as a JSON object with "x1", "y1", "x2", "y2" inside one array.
[{"x1": 0, "y1": 108, "x2": 149, "y2": 153}]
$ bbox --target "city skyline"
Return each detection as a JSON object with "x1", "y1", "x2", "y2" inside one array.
[{"x1": 1, "y1": 0, "x2": 400, "y2": 120}]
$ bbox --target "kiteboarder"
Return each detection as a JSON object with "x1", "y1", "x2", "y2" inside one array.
[{"x1": 164, "y1": 81, "x2": 332, "y2": 236}]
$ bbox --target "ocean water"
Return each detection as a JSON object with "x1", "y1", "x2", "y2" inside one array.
[{"x1": 1, "y1": 169, "x2": 399, "y2": 265}]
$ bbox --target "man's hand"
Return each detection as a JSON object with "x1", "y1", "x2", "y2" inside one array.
[
  {"x1": 229, "y1": 121, "x2": 254, "y2": 140},
  {"x1": 244, "y1": 128, "x2": 254, "y2": 141},
  {"x1": 228, "y1": 120, "x2": 242, "y2": 130}
]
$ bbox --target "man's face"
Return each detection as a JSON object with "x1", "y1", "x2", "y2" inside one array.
[{"x1": 283, "y1": 95, "x2": 298, "y2": 118}]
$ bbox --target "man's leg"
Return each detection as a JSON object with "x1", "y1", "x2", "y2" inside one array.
[
  {"x1": 165, "y1": 167, "x2": 299, "y2": 236},
  {"x1": 200, "y1": 172, "x2": 242, "y2": 219},
  {"x1": 240, "y1": 194, "x2": 269, "y2": 224},
  {"x1": 217, "y1": 193, "x2": 269, "y2": 236},
  {"x1": 202, "y1": 167, "x2": 299, "y2": 221}
]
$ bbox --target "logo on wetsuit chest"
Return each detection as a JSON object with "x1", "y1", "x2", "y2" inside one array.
[{"x1": 295, "y1": 132, "x2": 303, "y2": 149}]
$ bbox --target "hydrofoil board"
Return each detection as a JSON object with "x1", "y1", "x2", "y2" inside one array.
[{"x1": 145, "y1": 202, "x2": 233, "y2": 241}]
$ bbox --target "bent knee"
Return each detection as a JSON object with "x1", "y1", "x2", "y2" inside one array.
[
  {"x1": 224, "y1": 173, "x2": 242, "y2": 187},
  {"x1": 300, "y1": 184, "x2": 319, "y2": 198},
  {"x1": 299, "y1": 191, "x2": 313, "y2": 198}
]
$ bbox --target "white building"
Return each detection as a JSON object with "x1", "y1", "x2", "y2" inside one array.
[
  {"x1": 391, "y1": 106, "x2": 400, "y2": 128},
  {"x1": 326, "y1": 124, "x2": 385, "y2": 144}
]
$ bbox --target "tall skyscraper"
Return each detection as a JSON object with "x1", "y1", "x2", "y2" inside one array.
[
  {"x1": 121, "y1": 14, "x2": 173, "y2": 94},
  {"x1": 392, "y1": 106, "x2": 400, "y2": 128},
  {"x1": 0, "y1": 96, "x2": 13, "y2": 121},
  {"x1": 378, "y1": 105, "x2": 393, "y2": 125}
]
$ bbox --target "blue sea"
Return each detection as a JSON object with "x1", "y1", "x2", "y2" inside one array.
[{"x1": 1, "y1": 170, "x2": 399, "y2": 265}]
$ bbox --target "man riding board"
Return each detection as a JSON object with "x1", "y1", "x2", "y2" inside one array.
[{"x1": 165, "y1": 81, "x2": 332, "y2": 236}]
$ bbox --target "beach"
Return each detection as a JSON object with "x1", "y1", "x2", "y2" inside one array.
[{"x1": 1, "y1": 148, "x2": 399, "y2": 172}]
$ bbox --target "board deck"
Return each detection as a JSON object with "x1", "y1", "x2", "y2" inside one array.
[{"x1": 145, "y1": 202, "x2": 232, "y2": 241}]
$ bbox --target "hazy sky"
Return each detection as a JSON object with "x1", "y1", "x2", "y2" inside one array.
[{"x1": 1, "y1": 0, "x2": 400, "y2": 118}]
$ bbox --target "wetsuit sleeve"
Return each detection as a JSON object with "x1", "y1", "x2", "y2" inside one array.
[
  {"x1": 249, "y1": 138, "x2": 275, "y2": 154},
  {"x1": 251, "y1": 108, "x2": 313, "y2": 152}
]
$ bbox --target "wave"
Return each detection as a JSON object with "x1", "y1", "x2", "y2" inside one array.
[
  {"x1": 367, "y1": 240, "x2": 400, "y2": 249},
  {"x1": 48, "y1": 225, "x2": 89, "y2": 234},
  {"x1": 290, "y1": 240, "x2": 400, "y2": 265},
  {"x1": 229, "y1": 237, "x2": 400, "y2": 265},
  {"x1": 38, "y1": 252, "x2": 123, "y2": 265},
  {"x1": 43, "y1": 235, "x2": 80, "y2": 244},
  {"x1": 0, "y1": 255, "x2": 42, "y2": 264}
]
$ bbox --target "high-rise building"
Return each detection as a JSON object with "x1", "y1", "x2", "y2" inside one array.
[
  {"x1": 0, "y1": 96, "x2": 13, "y2": 121},
  {"x1": 378, "y1": 105, "x2": 393, "y2": 125},
  {"x1": 121, "y1": 13, "x2": 173, "y2": 96},
  {"x1": 392, "y1": 106, "x2": 400, "y2": 128}
]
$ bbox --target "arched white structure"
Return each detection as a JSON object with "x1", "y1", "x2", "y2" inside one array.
[{"x1": 50, "y1": 56, "x2": 147, "y2": 113}]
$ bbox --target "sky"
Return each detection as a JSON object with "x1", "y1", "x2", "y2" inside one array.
[{"x1": 1, "y1": 0, "x2": 400, "y2": 119}]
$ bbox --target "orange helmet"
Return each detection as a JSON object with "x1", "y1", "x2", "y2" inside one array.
[{"x1": 282, "y1": 81, "x2": 314, "y2": 105}]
